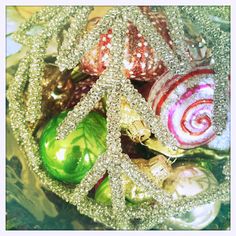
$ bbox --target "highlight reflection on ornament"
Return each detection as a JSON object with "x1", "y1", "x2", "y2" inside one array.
[{"x1": 163, "y1": 164, "x2": 221, "y2": 230}]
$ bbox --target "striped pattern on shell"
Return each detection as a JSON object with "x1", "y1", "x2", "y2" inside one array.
[
  {"x1": 143, "y1": 68, "x2": 216, "y2": 149},
  {"x1": 81, "y1": 9, "x2": 171, "y2": 81}
]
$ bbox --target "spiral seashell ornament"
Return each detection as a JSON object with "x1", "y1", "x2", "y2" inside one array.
[{"x1": 142, "y1": 68, "x2": 217, "y2": 149}]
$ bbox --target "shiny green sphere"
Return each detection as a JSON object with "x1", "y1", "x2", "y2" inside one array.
[
  {"x1": 39, "y1": 111, "x2": 107, "y2": 184},
  {"x1": 95, "y1": 177, "x2": 112, "y2": 205}
]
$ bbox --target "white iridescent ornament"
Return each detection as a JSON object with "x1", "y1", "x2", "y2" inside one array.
[{"x1": 163, "y1": 164, "x2": 221, "y2": 230}]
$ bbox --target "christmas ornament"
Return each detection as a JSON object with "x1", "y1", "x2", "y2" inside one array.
[
  {"x1": 163, "y1": 164, "x2": 221, "y2": 229},
  {"x1": 41, "y1": 65, "x2": 100, "y2": 119},
  {"x1": 81, "y1": 8, "x2": 171, "y2": 81},
  {"x1": 94, "y1": 176, "x2": 112, "y2": 205},
  {"x1": 95, "y1": 175, "x2": 153, "y2": 205},
  {"x1": 120, "y1": 97, "x2": 151, "y2": 142},
  {"x1": 39, "y1": 111, "x2": 107, "y2": 184},
  {"x1": 8, "y1": 6, "x2": 230, "y2": 230},
  {"x1": 95, "y1": 155, "x2": 172, "y2": 204},
  {"x1": 180, "y1": 7, "x2": 230, "y2": 134},
  {"x1": 141, "y1": 68, "x2": 218, "y2": 149}
]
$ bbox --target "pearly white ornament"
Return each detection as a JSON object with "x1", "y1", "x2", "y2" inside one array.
[{"x1": 163, "y1": 164, "x2": 221, "y2": 230}]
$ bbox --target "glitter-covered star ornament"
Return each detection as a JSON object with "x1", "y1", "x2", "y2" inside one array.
[{"x1": 8, "y1": 6, "x2": 230, "y2": 230}]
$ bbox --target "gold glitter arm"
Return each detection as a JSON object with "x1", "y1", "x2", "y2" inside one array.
[
  {"x1": 76, "y1": 198, "x2": 116, "y2": 229},
  {"x1": 56, "y1": 78, "x2": 105, "y2": 140},
  {"x1": 102, "y1": 18, "x2": 129, "y2": 227},
  {"x1": 164, "y1": 7, "x2": 192, "y2": 70},
  {"x1": 8, "y1": 55, "x2": 42, "y2": 169},
  {"x1": 122, "y1": 6, "x2": 188, "y2": 75},
  {"x1": 12, "y1": 7, "x2": 62, "y2": 45},
  {"x1": 56, "y1": 7, "x2": 123, "y2": 71},
  {"x1": 106, "y1": 87, "x2": 127, "y2": 227},
  {"x1": 8, "y1": 55, "x2": 30, "y2": 142},
  {"x1": 56, "y1": 7, "x2": 93, "y2": 69},
  {"x1": 26, "y1": 7, "x2": 83, "y2": 124},
  {"x1": 135, "y1": 205, "x2": 167, "y2": 230},
  {"x1": 72, "y1": 154, "x2": 109, "y2": 202}
]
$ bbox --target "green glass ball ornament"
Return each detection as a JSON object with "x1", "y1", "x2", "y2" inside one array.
[
  {"x1": 94, "y1": 177, "x2": 112, "y2": 205},
  {"x1": 39, "y1": 111, "x2": 107, "y2": 184},
  {"x1": 163, "y1": 164, "x2": 221, "y2": 230}
]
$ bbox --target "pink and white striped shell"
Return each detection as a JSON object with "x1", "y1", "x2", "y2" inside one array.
[{"x1": 141, "y1": 68, "x2": 217, "y2": 149}]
